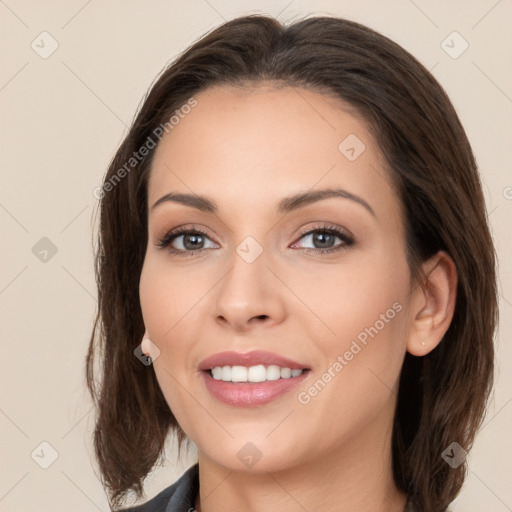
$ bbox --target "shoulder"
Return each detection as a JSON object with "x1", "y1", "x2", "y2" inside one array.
[{"x1": 117, "y1": 463, "x2": 199, "y2": 512}]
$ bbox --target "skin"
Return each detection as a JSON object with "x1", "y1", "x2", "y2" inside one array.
[{"x1": 139, "y1": 84, "x2": 457, "y2": 512}]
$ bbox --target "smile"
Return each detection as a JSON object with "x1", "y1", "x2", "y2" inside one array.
[
  {"x1": 198, "y1": 349, "x2": 312, "y2": 407},
  {"x1": 210, "y1": 364, "x2": 305, "y2": 382}
]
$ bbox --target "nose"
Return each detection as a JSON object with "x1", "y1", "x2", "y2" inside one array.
[{"x1": 213, "y1": 248, "x2": 286, "y2": 332}]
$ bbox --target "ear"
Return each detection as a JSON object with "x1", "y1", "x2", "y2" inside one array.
[{"x1": 406, "y1": 251, "x2": 457, "y2": 356}]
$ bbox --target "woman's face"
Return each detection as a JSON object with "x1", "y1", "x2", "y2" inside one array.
[{"x1": 139, "y1": 84, "x2": 415, "y2": 473}]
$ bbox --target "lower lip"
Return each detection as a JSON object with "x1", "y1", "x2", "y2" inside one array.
[{"x1": 200, "y1": 370, "x2": 310, "y2": 407}]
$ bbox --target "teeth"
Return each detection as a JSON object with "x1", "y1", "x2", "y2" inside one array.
[
  {"x1": 210, "y1": 364, "x2": 305, "y2": 382},
  {"x1": 280, "y1": 367, "x2": 291, "y2": 379},
  {"x1": 211, "y1": 366, "x2": 223, "y2": 380},
  {"x1": 248, "y1": 364, "x2": 267, "y2": 382},
  {"x1": 231, "y1": 365, "x2": 247, "y2": 382}
]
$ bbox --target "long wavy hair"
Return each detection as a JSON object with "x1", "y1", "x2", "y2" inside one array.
[{"x1": 86, "y1": 14, "x2": 497, "y2": 512}]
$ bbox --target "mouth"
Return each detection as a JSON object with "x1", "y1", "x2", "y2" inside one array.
[{"x1": 198, "y1": 350, "x2": 311, "y2": 407}]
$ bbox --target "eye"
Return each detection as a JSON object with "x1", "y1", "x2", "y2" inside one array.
[
  {"x1": 292, "y1": 223, "x2": 355, "y2": 255},
  {"x1": 156, "y1": 226, "x2": 217, "y2": 256}
]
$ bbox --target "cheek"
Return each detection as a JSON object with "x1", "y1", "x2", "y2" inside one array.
[
  {"x1": 139, "y1": 255, "x2": 215, "y2": 375},
  {"x1": 302, "y1": 251, "x2": 410, "y2": 407},
  {"x1": 139, "y1": 255, "x2": 210, "y2": 342},
  {"x1": 139, "y1": 258, "x2": 202, "y2": 431},
  {"x1": 301, "y1": 297, "x2": 408, "y2": 447},
  {"x1": 289, "y1": 248, "x2": 410, "y2": 350}
]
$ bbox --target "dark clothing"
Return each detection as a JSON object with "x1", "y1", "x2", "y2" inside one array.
[{"x1": 118, "y1": 463, "x2": 199, "y2": 512}]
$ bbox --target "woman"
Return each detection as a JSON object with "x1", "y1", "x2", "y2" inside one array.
[{"x1": 86, "y1": 14, "x2": 497, "y2": 512}]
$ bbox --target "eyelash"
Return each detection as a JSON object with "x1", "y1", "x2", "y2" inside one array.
[{"x1": 155, "y1": 223, "x2": 355, "y2": 257}]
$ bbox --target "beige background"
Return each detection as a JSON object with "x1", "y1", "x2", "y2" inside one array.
[{"x1": 1, "y1": 1, "x2": 511, "y2": 510}]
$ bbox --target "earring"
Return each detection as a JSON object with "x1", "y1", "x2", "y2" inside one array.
[{"x1": 421, "y1": 341, "x2": 427, "y2": 347}]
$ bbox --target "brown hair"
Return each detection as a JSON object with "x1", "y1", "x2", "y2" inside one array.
[{"x1": 86, "y1": 14, "x2": 497, "y2": 511}]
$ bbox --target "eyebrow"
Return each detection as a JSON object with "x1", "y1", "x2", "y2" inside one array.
[{"x1": 151, "y1": 187, "x2": 375, "y2": 217}]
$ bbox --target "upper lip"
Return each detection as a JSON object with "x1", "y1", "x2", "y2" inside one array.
[{"x1": 198, "y1": 350, "x2": 309, "y2": 371}]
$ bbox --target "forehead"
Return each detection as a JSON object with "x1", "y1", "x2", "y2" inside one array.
[{"x1": 147, "y1": 84, "x2": 398, "y2": 223}]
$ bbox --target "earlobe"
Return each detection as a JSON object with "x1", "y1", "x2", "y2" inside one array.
[
  {"x1": 141, "y1": 332, "x2": 161, "y2": 362},
  {"x1": 406, "y1": 251, "x2": 457, "y2": 357},
  {"x1": 141, "y1": 333, "x2": 151, "y2": 356}
]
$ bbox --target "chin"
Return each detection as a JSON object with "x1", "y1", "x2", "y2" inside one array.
[{"x1": 198, "y1": 437, "x2": 301, "y2": 474}]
